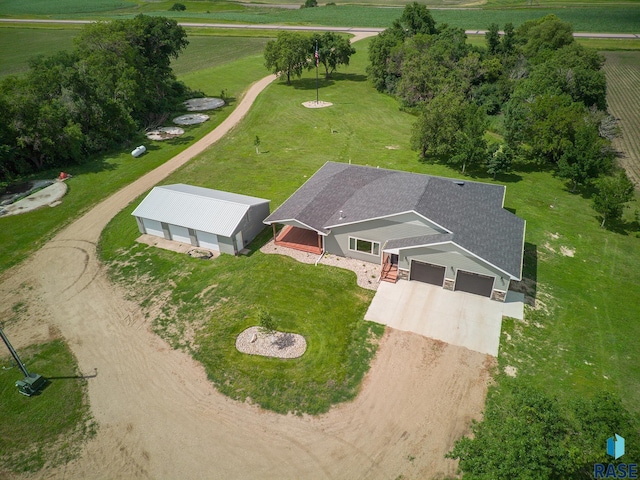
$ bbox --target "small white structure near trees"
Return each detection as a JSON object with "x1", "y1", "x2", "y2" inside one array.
[{"x1": 132, "y1": 184, "x2": 270, "y2": 255}]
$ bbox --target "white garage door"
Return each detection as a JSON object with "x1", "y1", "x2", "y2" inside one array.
[
  {"x1": 197, "y1": 231, "x2": 219, "y2": 251},
  {"x1": 169, "y1": 224, "x2": 191, "y2": 244},
  {"x1": 142, "y1": 218, "x2": 164, "y2": 238}
]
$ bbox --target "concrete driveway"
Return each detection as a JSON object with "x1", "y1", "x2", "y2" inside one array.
[{"x1": 365, "y1": 280, "x2": 524, "y2": 356}]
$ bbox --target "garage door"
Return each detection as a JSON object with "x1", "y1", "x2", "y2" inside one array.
[
  {"x1": 168, "y1": 224, "x2": 191, "y2": 244},
  {"x1": 455, "y1": 271, "x2": 494, "y2": 297},
  {"x1": 197, "y1": 231, "x2": 219, "y2": 251},
  {"x1": 142, "y1": 218, "x2": 164, "y2": 238},
  {"x1": 410, "y1": 261, "x2": 445, "y2": 286}
]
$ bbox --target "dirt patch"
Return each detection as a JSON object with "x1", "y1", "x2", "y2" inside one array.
[
  {"x1": 145, "y1": 127, "x2": 184, "y2": 141},
  {"x1": 560, "y1": 246, "x2": 575, "y2": 257}
]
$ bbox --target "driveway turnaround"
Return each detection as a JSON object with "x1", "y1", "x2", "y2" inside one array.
[{"x1": 365, "y1": 280, "x2": 524, "y2": 356}]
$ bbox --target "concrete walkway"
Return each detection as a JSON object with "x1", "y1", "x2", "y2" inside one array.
[{"x1": 365, "y1": 280, "x2": 524, "y2": 356}]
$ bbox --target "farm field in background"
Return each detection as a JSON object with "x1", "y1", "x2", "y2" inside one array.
[
  {"x1": 604, "y1": 51, "x2": 640, "y2": 186},
  {"x1": 1, "y1": 0, "x2": 640, "y2": 33}
]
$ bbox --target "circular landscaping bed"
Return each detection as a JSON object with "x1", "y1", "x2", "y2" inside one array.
[{"x1": 236, "y1": 327, "x2": 306, "y2": 359}]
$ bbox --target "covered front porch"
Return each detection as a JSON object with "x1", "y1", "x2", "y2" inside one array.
[{"x1": 272, "y1": 225, "x2": 323, "y2": 255}]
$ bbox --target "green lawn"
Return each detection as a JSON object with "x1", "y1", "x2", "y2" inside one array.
[
  {"x1": 99, "y1": 37, "x2": 640, "y2": 424},
  {"x1": 0, "y1": 43, "x2": 269, "y2": 274},
  {"x1": 0, "y1": 340, "x2": 94, "y2": 474}
]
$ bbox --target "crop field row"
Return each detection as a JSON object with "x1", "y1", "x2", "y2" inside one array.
[
  {"x1": 604, "y1": 51, "x2": 640, "y2": 186},
  {"x1": 122, "y1": 6, "x2": 640, "y2": 33}
]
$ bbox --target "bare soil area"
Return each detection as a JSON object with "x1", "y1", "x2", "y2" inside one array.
[{"x1": 1, "y1": 61, "x2": 492, "y2": 480}]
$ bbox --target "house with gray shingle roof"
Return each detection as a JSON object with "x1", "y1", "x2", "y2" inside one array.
[
  {"x1": 264, "y1": 162, "x2": 525, "y2": 301},
  {"x1": 132, "y1": 184, "x2": 270, "y2": 255}
]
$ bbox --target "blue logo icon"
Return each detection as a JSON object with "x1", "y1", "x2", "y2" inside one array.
[{"x1": 608, "y1": 434, "x2": 626, "y2": 460}]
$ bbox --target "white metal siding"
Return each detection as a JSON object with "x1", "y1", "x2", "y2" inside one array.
[
  {"x1": 169, "y1": 224, "x2": 191, "y2": 244},
  {"x1": 142, "y1": 218, "x2": 164, "y2": 238},
  {"x1": 197, "y1": 231, "x2": 219, "y2": 251}
]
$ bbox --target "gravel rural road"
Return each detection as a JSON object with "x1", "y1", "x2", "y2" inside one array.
[{"x1": 0, "y1": 34, "x2": 493, "y2": 480}]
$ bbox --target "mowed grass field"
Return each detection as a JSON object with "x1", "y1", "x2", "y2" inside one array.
[
  {"x1": 604, "y1": 51, "x2": 640, "y2": 186},
  {"x1": 98, "y1": 38, "x2": 640, "y2": 422}
]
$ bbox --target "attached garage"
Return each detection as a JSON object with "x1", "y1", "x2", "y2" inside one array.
[
  {"x1": 132, "y1": 184, "x2": 270, "y2": 256},
  {"x1": 455, "y1": 270, "x2": 494, "y2": 297},
  {"x1": 410, "y1": 261, "x2": 445, "y2": 286}
]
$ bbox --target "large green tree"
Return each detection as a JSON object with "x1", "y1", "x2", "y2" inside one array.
[
  {"x1": 264, "y1": 31, "x2": 311, "y2": 85},
  {"x1": 367, "y1": 2, "x2": 437, "y2": 93},
  {"x1": 593, "y1": 171, "x2": 635, "y2": 227},
  {"x1": 557, "y1": 121, "x2": 613, "y2": 192},
  {"x1": 411, "y1": 91, "x2": 489, "y2": 173},
  {"x1": 310, "y1": 32, "x2": 355, "y2": 79},
  {"x1": 448, "y1": 379, "x2": 640, "y2": 479}
]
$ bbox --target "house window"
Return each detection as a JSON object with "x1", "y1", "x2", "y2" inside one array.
[{"x1": 348, "y1": 237, "x2": 380, "y2": 256}]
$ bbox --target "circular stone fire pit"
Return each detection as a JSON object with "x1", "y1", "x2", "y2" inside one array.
[
  {"x1": 183, "y1": 97, "x2": 225, "y2": 111},
  {"x1": 145, "y1": 127, "x2": 184, "y2": 141},
  {"x1": 173, "y1": 113, "x2": 210, "y2": 125},
  {"x1": 236, "y1": 327, "x2": 306, "y2": 359}
]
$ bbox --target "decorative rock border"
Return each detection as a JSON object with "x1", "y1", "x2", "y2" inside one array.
[
  {"x1": 173, "y1": 113, "x2": 210, "y2": 125},
  {"x1": 236, "y1": 326, "x2": 306, "y2": 359},
  {"x1": 184, "y1": 97, "x2": 225, "y2": 111},
  {"x1": 302, "y1": 100, "x2": 333, "y2": 109},
  {"x1": 146, "y1": 127, "x2": 184, "y2": 141}
]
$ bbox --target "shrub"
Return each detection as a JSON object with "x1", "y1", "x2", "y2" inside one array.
[{"x1": 169, "y1": 3, "x2": 186, "y2": 11}]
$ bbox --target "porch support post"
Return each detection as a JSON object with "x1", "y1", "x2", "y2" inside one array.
[
  {"x1": 318, "y1": 234, "x2": 321, "y2": 250},
  {"x1": 272, "y1": 224, "x2": 277, "y2": 241}
]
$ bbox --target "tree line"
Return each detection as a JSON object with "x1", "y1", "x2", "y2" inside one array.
[
  {"x1": 368, "y1": 4, "x2": 634, "y2": 227},
  {"x1": 0, "y1": 15, "x2": 190, "y2": 183}
]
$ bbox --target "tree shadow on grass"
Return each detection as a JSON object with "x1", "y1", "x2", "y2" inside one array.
[
  {"x1": 291, "y1": 77, "x2": 335, "y2": 91},
  {"x1": 509, "y1": 242, "x2": 538, "y2": 307},
  {"x1": 595, "y1": 213, "x2": 640, "y2": 236}
]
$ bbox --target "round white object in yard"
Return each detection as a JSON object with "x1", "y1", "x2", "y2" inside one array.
[
  {"x1": 302, "y1": 101, "x2": 333, "y2": 109},
  {"x1": 131, "y1": 145, "x2": 146, "y2": 157},
  {"x1": 183, "y1": 97, "x2": 225, "y2": 111},
  {"x1": 146, "y1": 127, "x2": 185, "y2": 141},
  {"x1": 173, "y1": 113, "x2": 210, "y2": 125}
]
